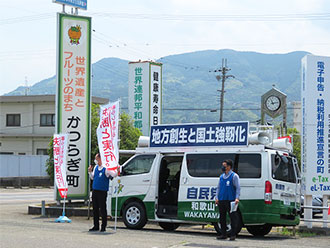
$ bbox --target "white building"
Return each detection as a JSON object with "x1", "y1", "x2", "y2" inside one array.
[
  {"x1": 0, "y1": 95, "x2": 108, "y2": 155},
  {"x1": 292, "y1": 101, "x2": 301, "y2": 134}
]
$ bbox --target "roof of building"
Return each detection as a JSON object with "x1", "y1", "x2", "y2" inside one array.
[
  {"x1": 128, "y1": 60, "x2": 162, "y2": 65},
  {"x1": 0, "y1": 95, "x2": 109, "y2": 104}
]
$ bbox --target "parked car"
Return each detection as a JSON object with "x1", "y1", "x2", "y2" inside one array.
[{"x1": 300, "y1": 195, "x2": 323, "y2": 217}]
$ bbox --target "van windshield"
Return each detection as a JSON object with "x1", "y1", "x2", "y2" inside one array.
[{"x1": 271, "y1": 154, "x2": 297, "y2": 183}]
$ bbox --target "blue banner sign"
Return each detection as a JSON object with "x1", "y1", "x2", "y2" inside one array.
[
  {"x1": 150, "y1": 122, "x2": 249, "y2": 147},
  {"x1": 54, "y1": 0, "x2": 87, "y2": 10}
]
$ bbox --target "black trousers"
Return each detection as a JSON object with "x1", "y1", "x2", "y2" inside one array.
[
  {"x1": 92, "y1": 190, "x2": 108, "y2": 229},
  {"x1": 218, "y1": 200, "x2": 238, "y2": 237}
]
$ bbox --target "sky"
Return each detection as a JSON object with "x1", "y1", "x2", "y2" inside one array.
[{"x1": 1, "y1": 0, "x2": 330, "y2": 95}]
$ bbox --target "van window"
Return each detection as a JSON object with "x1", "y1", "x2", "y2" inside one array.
[
  {"x1": 186, "y1": 153, "x2": 261, "y2": 178},
  {"x1": 235, "y1": 154, "x2": 261, "y2": 178},
  {"x1": 271, "y1": 155, "x2": 296, "y2": 183},
  {"x1": 123, "y1": 155, "x2": 155, "y2": 176}
]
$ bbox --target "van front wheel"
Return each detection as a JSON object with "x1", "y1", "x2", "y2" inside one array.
[
  {"x1": 123, "y1": 202, "x2": 147, "y2": 229},
  {"x1": 246, "y1": 224, "x2": 272, "y2": 236},
  {"x1": 159, "y1": 222, "x2": 180, "y2": 231}
]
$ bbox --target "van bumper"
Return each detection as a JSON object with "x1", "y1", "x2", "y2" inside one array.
[{"x1": 241, "y1": 200, "x2": 300, "y2": 226}]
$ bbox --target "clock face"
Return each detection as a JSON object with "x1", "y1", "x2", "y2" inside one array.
[{"x1": 265, "y1": 95, "x2": 281, "y2": 111}]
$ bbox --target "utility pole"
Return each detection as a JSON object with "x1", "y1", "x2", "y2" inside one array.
[
  {"x1": 212, "y1": 59, "x2": 234, "y2": 122},
  {"x1": 24, "y1": 76, "x2": 30, "y2": 96}
]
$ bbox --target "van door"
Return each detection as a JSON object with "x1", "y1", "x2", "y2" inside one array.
[
  {"x1": 109, "y1": 154, "x2": 156, "y2": 217},
  {"x1": 270, "y1": 153, "x2": 300, "y2": 215},
  {"x1": 178, "y1": 153, "x2": 231, "y2": 223},
  {"x1": 156, "y1": 155, "x2": 183, "y2": 219}
]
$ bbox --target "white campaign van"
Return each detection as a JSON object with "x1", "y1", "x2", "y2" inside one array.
[{"x1": 107, "y1": 122, "x2": 301, "y2": 236}]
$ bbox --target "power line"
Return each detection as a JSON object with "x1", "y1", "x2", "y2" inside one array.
[
  {"x1": 0, "y1": 13, "x2": 54, "y2": 25},
  {"x1": 93, "y1": 29, "x2": 157, "y2": 60},
  {"x1": 90, "y1": 12, "x2": 330, "y2": 22},
  {"x1": 1, "y1": 11, "x2": 329, "y2": 26},
  {"x1": 93, "y1": 60, "x2": 128, "y2": 79}
]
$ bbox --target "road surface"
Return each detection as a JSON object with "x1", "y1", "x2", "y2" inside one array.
[{"x1": 0, "y1": 188, "x2": 329, "y2": 248}]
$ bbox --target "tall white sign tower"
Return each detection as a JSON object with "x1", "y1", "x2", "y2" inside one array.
[{"x1": 128, "y1": 61, "x2": 162, "y2": 136}]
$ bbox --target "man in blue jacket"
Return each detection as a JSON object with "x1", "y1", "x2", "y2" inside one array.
[
  {"x1": 215, "y1": 159, "x2": 240, "y2": 241},
  {"x1": 88, "y1": 153, "x2": 113, "y2": 232}
]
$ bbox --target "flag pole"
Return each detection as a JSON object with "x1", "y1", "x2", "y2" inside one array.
[
  {"x1": 56, "y1": 190, "x2": 71, "y2": 223},
  {"x1": 54, "y1": 133, "x2": 71, "y2": 223},
  {"x1": 114, "y1": 178, "x2": 119, "y2": 232},
  {"x1": 114, "y1": 99, "x2": 121, "y2": 232},
  {"x1": 87, "y1": 176, "x2": 91, "y2": 220},
  {"x1": 63, "y1": 195, "x2": 66, "y2": 216}
]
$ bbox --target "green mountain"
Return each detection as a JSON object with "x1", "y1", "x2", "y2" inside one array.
[{"x1": 6, "y1": 49, "x2": 309, "y2": 125}]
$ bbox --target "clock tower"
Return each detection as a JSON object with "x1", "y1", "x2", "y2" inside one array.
[{"x1": 261, "y1": 86, "x2": 287, "y2": 133}]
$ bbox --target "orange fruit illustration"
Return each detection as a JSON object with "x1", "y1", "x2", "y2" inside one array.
[{"x1": 68, "y1": 25, "x2": 81, "y2": 44}]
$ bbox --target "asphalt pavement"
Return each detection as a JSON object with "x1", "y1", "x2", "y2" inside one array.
[{"x1": 0, "y1": 188, "x2": 329, "y2": 248}]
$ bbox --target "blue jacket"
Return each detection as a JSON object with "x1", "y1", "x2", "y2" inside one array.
[
  {"x1": 92, "y1": 167, "x2": 110, "y2": 191},
  {"x1": 216, "y1": 170, "x2": 240, "y2": 201}
]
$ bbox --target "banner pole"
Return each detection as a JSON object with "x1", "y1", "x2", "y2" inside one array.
[
  {"x1": 114, "y1": 99, "x2": 120, "y2": 232},
  {"x1": 114, "y1": 178, "x2": 119, "y2": 232},
  {"x1": 62, "y1": 196, "x2": 66, "y2": 216},
  {"x1": 87, "y1": 176, "x2": 91, "y2": 220}
]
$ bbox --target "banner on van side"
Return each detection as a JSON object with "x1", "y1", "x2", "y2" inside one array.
[{"x1": 150, "y1": 122, "x2": 248, "y2": 147}]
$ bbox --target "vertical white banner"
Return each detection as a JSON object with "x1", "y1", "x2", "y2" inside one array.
[
  {"x1": 128, "y1": 62, "x2": 149, "y2": 135},
  {"x1": 53, "y1": 133, "x2": 68, "y2": 198},
  {"x1": 97, "y1": 101, "x2": 120, "y2": 177},
  {"x1": 56, "y1": 13, "x2": 91, "y2": 199},
  {"x1": 128, "y1": 61, "x2": 162, "y2": 136},
  {"x1": 301, "y1": 55, "x2": 330, "y2": 195},
  {"x1": 149, "y1": 63, "x2": 162, "y2": 127}
]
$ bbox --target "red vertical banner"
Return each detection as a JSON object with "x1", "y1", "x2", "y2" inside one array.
[
  {"x1": 53, "y1": 133, "x2": 68, "y2": 198},
  {"x1": 97, "y1": 101, "x2": 120, "y2": 177}
]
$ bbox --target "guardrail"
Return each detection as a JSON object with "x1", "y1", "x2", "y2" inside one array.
[
  {"x1": 302, "y1": 206, "x2": 330, "y2": 223},
  {"x1": 301, "y1": 199, "x2": 330, "y2": 228}
]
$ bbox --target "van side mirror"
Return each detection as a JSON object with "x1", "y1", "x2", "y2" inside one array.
[
  {"x1": 121, "y1": 167, "x2": 125, "y2": 176},
  {"x1": 275, "y1": 152, "x2": 288, "y2": 164}
]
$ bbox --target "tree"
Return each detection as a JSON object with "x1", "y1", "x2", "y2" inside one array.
[
  {"x1": 46, "y1": 104, "x2": 142, "y2": 179},
  {"x1": 90, "y1": 104, "x2": 142, "y2": 164},
  {"x1": 90, "y1": 103, "x2": 100, "y2": 163},
  {"x1": 287, "y1": 128, "x2": 301, "y2": 169},
  {"x1": 118, "y1": 112, "x2": 142, "y2": 164},
  {"x1": 46, "y1": 138, "x2": 54, "y2": 184}
]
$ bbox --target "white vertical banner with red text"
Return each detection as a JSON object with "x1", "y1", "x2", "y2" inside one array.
[
  {"x1": 56, "y1": 13, "x2": 91, "y2": 200},
  {"x1": 97, "y1": 101, "x2": 120, "y2": 177},
  {"x1": 53, "y1": 134, "x2": 69, "y2": 198}
]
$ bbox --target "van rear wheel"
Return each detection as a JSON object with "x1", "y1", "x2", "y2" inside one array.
[
  {"x1": 159, "y1": 222, "x2": 180, "y2": 231},
  {"x1": 246, "y1": 224, "x2": 272, "y2": 236},
  {"x1": 123, "y1": 202, "x2": 147, "y2": 229}
]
